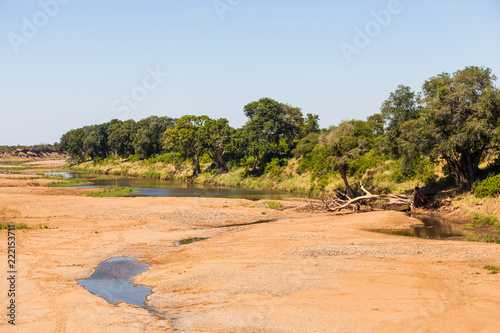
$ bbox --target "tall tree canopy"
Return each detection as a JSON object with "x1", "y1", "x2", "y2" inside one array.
[
  {"x1": 108, "y1": 120, "x2": 138, "y2": 158},
  {"x1": 133, "y1": 116, "x2": 175, "y2": 159},
  {"x1": 380, "y1": 85, "x2": 421, "y2": 158},
  {"x1": 58, "y1": 128, "x2": 86, "y2": 162},
  {"x1": 84, "y1": 123, "x2": 110, "y2": 159},
  {"x1": 400, "y1": 66, "x2": 500, "y2": 185},
  {"x1": 56, "y1": 67, "x2": 500, "y2": 192},
  {"x1": 196, "y1": 118, "x2": 234, "y2": 173},
  {"x1": 242, "y1": 97, "x2": 313, "y2": 172},
  {"x1": 169, "y1": 115, "x2": 209, "y2": 175}
]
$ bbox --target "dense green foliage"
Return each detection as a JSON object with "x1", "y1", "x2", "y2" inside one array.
[
  {"x1": 57, "y1": 66, "x2": 500, "y2": 195},
  {"x1": 394, "y1": 67, "x2": 500, "y2": 185},
  {"x1": 475, "y1": 174, "x2": 500, "y2": 198}
]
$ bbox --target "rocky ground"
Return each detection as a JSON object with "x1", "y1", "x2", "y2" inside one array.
[{"x1": 0, "y1": 161, "x2": 499, "y2": 332}]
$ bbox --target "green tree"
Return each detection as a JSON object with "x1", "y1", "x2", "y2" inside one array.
[
  {"x1": 58, "y1": 128, "x2": 87, "y2": 162},
  {"x1": 84, "y1": 124, "x2": 109, "y2": 159},
  {"x1": 242, "y1": 98, "x2": 305, "y2": 171},
  {"x1": 303, "y1": 113, "x2": 320, "y2": 134},
  {"x1": 414, "y1": 66, "x2": 500, "y2": 185},
  {"x1": 197, "y1": 118, "x2": 234, "y2": 173},
  {"x1": 133, "y1": 116, "x2": 175, "y2": 159},
  {"x1": 319, "y1": 120, "x2": 373, "y2": 198},
  {"x1": 173, "y1": 115, "x2": 209, "y2": 175},
  {"x1": 163, "y1": 128, "x2": 179, "y2": 164},
  {"x1": 380, "y1": 85, "x2": 421, "y2": 157},
  {"x1": 108, "y1": 119, "x2": 138, "y2": 158},
  {"x1": 292, "y1": 132, "x2": 319, "y2": 158},
  {"x1": 366, "y1": 113, "x2": 385, "y2": 136}
]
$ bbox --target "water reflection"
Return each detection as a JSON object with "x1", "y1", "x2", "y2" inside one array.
[
  {"x1": 384, "y1": 215, "x2": 468, "y2": 240},
  {"x1": 78, "y1": 257, "x2": 152, "y2": 308},
  {"x1": 44, "y1": 171, "x2": 303, "y2": 200},
  {"x1": 174, "y1": 237, "x2": 207, "y2": 246}
]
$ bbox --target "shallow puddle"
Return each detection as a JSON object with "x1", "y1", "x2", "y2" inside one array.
[
  {"x1": 214, "y1": 218, "x2": 280, "y2": 229},
  {"x1": 174, "y1": 237, "x2": 207, "y2": 246},
  {"x1": 382, "y1": 214, "x2": 468, "y2": 240},
  {"x1": 78, "y1": 257, "x2": 152, "y2": 309}
]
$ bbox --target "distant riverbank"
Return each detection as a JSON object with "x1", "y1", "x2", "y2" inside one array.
[{"x1": 73, "y1": 158, "x2": 329, "y2": 198}]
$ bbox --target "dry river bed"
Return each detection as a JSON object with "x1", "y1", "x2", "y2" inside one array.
[{"x1": 0, "y1": 167, "x2": 499, "y2": 332}]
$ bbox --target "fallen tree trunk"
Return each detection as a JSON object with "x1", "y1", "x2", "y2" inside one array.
[{"x1": 306, "y1": 182, "x2": 413, "y2": 213}]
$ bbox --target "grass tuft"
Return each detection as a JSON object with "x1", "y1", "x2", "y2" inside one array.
[
  {"x1": 0, "y1": 222, "x2": 29, "y2": 230},
  {"x1": 46, "y1": 179, "x2": 89, "y2": 187},
  {"x1": 484, "y1": 265, "x2": 500, "y2": 274},
  {"x1": 265, "y1": 201, "x2": 284, "y2": 209},
  {"x1": 85, "y1": 186, "x2": 138, "y2": 197},
  {"x1": 471, "y1": 212, "x2": 498, "y2": 227}
]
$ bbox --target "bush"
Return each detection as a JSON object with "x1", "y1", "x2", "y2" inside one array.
[
  {"x1": 349, "y1": 149, "x2": 384, "y2": 178},
  {"x1": 472, "y1": 212, "x2": 498, "y2": 227},
  {"x1": 297, "y1": 150, "x2": 330, "y2": 174},
  {"x1": 156, "y1": 153, "x2": 172, "y2": 164},
  {"x1": 391, "y1": 157, "x2": 436, "y2": 185},
  {"x1": 128, "y1": 154, "x2": 141, "y2": 163},
  {"x1": 92, "y1": 157, "x2": 103, "y2": 166},
  {"x1": 292, "y1": 133, "x2": 319, "y2": 157},
  {"x1": 239, "y1": 155, "x2": 255, "y2": 168},
  {"x1": 484, "y1": 265, "x2": 500, "y2": 274},
  {"x1": 264, "y1": 158, "x2": 286, "y2": 177},
  {"x1": 475, "y1": 174, "x2": 500, "y2": 198},
  {"x1": 265, "y1": 201, "x2": 283, "y2": 209}
]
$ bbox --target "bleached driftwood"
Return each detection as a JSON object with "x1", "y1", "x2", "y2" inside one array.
[{"x1": 306, "y1": 182, "x2": 413, "y2": 212}]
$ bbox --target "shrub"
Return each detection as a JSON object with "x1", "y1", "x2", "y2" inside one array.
[
  {"x1": 239, "y1": 155, "x2": 255, "y2": 168},
  {"x1": 349, "y1": 149, "x2": 384, "y2": 178},
  {"x1": 128, "y1": 154, "x2": 141, "y2": 163},
  {"x1": 92, "y1": 157, "x2": 103, "y2": 166},
  {"x1": 472, "y1": 212, "x2": 498, "y2": 227},
  {"x1": 292, "y1": 133, "x2": 319, "y2": 157},
  {"x1": 297, "y1": 150, "x2": 330, "y2": 174},
  {"x1": 391, "y1": 157, "x2": 436, "y2": 185},
  {"x1": 264, "y1": 158, "x2": 286, "y2": 177},
  {"x1": 484, "y1": 265, "x2": 500, "y2": 274},
  {"x1": 475, "y1": 174, "x2": 500, "y2": 198},
  {"x1": 156, "y1": 153, "x2": 172, "y2": 164},
  {"x1": 265, "y1": 201, "x2": 283, "y2": 209}
]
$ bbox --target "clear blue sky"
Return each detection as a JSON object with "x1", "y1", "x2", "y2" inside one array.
[{"x1": 1, "y1": 0, "x2": 499, "y2": 145}]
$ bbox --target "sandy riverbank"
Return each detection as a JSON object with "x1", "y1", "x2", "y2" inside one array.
[{"x1": 0, "y1": 163, "x2": 499, "y2": 332}]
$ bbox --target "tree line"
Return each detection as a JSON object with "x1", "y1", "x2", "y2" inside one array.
[{"x1": 58, "y1": 66, "x2": 500, "y2": 192}]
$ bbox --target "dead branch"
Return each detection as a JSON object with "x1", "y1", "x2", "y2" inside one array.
[
  {"x1": 305, "y1": 182, "x2": 413, "y2": 213},
  {"x1": 360, "y1": 182, "x2": 372, "y2": 196}
]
